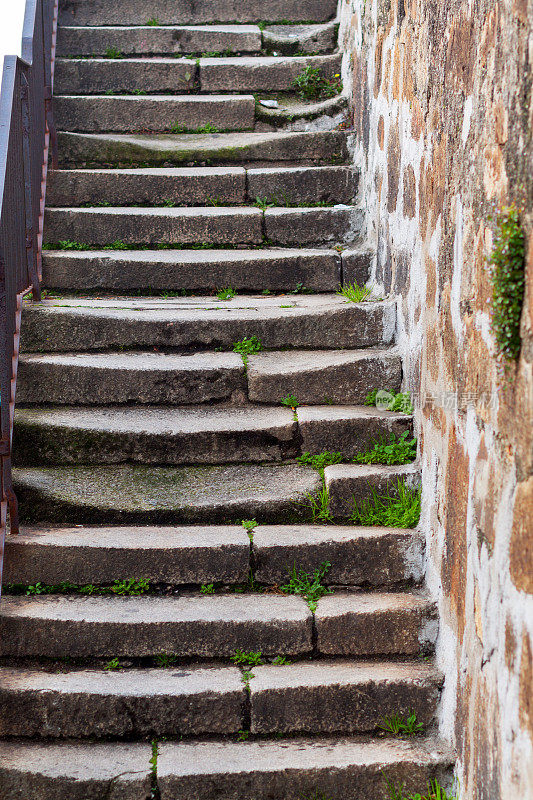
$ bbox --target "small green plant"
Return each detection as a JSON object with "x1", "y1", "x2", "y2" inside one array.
[
  {"x1": 379, "y1": 710, "x2": 424, "y2": 736},
  {"x1": 104, "y1": 658, "x2": 121, "y2": 671},
  {"x1": 200, "y1": 583, "x2": 215, "y2": 595},
  {"x1": 365, "y1": 389, "x2": 414, "y2": 414},
  {"x1": 242, "y1": 519, "x2": 257, "y2": 541},
  {"x1": 111, "y1": 578, "x2": 150, "y2": 596},
  {"x1": 233, "y1": 335, "x2": 263, "y2": 366},
  {"x1": 104, "y1": 47, "x2": 124, "y2": 58},
  {"x1": 292, "y1": 66, "x2": 341, "y2": 100},
  {"x1": 289, "y1": 281, "x2": 314, "y2": 294},
  {"x1": 307, "y1": 483, "x2": 333, "y2": 524},
  {"x1": 196, "y1": 123, "x2": 220, "y2": 133},
  {"x1": 254, "y1": 196, "x2": 275, "y2": 211},
  {"x1": 216, "y1": 286, "x2": 236, "y2": 301},
  {"x1": 337, "y1": 280, "x2": 373, "y2": 302},
  {"x1": 280, "y1": 561, "x2": 333, "y2": 612},
  {"x1": 149, "y1": 740, "x2": 158, "y2": 777},
  {"x1": 272, "y1": 655, "x2": 292, "y2": 665},
  {"x1": 298, "y1": 451, "x2": 343, "y2": 470},
  {"x1": 350, "y1": 480, "x2": 421, "y2": 528},
  {"x1": 230, "y1": 649, "x2": 264, "y2": 667},
  {"x1": 241, "y1": 670, "x2": 255, "y2": 692},
  {"x1": 102, "y1": 240, "x2": 129, "y2": 251},
  {"x1": 146, "y1": 17, "x2": 160, "y2": 25},
  {"x1": 489, "y1": 203, "x2": 526, "y2": 362},
  {"x1": 352, "y1": 432, "x2": 417, "y2": 466},
  {"x1": 281, "y1": 394, "x2": 299, "y2": 409},
  {"x1": 384, "y1": 775, "x2": 458, "y2": 800},
  {"x1": 156, "y1": 653, "x2": 179, "y2": 667},
  {"x1": 236, "y1": 730, "x2": 250, "y2": 741}
]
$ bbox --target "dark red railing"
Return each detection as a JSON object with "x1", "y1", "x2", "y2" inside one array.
[{"x1": 0, "y1": 0, "x2": 58, "y2": 591}]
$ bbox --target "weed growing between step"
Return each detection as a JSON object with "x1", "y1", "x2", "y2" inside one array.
[
  {"x1": 299, "y1": 435, "x2": 417, "y2": 470},
  {"x1": 337, "y1": 280, "x2": 374, "y2": 302},
  {"x1": 280, "y1": 560, "x2": 332, "y2": 611},
  {"x1": 254, "y1": 195, "x2": 334, "y2": 209},
  {"x1": 233, "y1": 335, "x2": 264, "y2": 367},
  {"x1": 241, "y1": 519, "x2": 257, "y2": 541},
  {"x1": 216, "y1": 286, "x2": 236, "y2": 301},
  {"x1": 5, "y1": 577, "x2": 150, "y2": 596},
  {"x1": 365, "y1": 388, "x2": 414, "y2": 414},
  {"x1": 292, "y1": 65, "x2": 342, "y2": 100},
  {"x1": 281, "y1": 394, "x2": 300, "y2": 410},
  {"x1": 350, "y1": 481, "x2": 421, "y2": 528},
  {"x1": 379, "y1": 710, "x2": 424, "y2": 736},
  {"x1": 384, "y1": 776, "x2": 458, "y2": 800}
]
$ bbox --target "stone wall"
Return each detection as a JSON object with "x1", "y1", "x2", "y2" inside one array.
[{"x1": 338, "y1": 0, "x2": 533, "y2": 797}]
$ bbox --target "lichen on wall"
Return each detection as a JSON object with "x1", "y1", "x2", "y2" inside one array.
[{"x1": 338, "y1": 0, "x2": 533, "y2": 797}]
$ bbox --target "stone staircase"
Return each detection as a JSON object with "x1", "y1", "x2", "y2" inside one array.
[{"x1": 0, "y1": 1, "x2": 453, "y2": 797}]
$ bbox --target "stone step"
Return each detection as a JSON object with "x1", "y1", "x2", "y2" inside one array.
[
  {"x1": 248, "y1": 349, "x2": 402, "y2": 405},
  {"x1": 0, "y1": 736, "x2": 454, "y2": 800},
  {"x1": 325, "y1": 463, "x2": 422, "y2": 517},
  {"x1": 0, "y1": 593, "x2": 313, "y2": 658},
  {"x1": 256, "y1": 93, "x2": 348, "y2": 131},
  {"x1": 14, "y1": 406, "x2": 299, "y2": 466},
  {"x1": 57, "y1": 24, "x2": 264, "y2": 57},
  {"x1": 13, "y1": 463, "x2": 321, "y2": 524},
  {"x1": 46, "y1": 165, "x2": 357, "y2": 207},
  {"x1": 54, "y1": 94, "x2": 256, "y2": 133},
  {"x1": 4, "y1": 524, "x2": 251, "y2": 586},
  {"x1": 57, "y1": 129, "x2": 349, "y2": 167},
  {"x1": 17, "y1": 351, "x2": 247, "y2": 405},
  {"x1": 58, "y1": 0, "x2": 339, "y2": 26},
  {"x1": 0, "y1": 660, "x2": 441, "y2": 739},
  {"x1": 262, "y1": 22, "x2": 338, "y2": 55},
  {"x1": 4, "y1": 524, "x2": 423, "y2": 588},
  {"x1": 54, "y1": 54, "x2": 341, "y2": 95},
  {"x1": 22, "y1": 296, "x2": 390, "y2": 352},
  {"x1": 44, "y1": 205, "x2": 360, "y2": 247}
]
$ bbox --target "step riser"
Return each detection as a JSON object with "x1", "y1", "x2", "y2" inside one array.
[
  {"x1": 0, "y1": 668, "x2": 440, "y2": 739},
  {"x1": 298, "y1": 409, "x2": 412, "y2": 459},
  {"x1": 326, "y1": 464, "x2": 421, "y2": 517},
  {"x1": 44, "y1": 208, "x2": 264, "y2": 246},
  {"x1": 57, "y1": 25, "x2": 264, "y2": 57},
  {"x1": 263, "y1": 22, "x2": 337, "y2": 55},
  {"x1": 21, "y1": 301, "x2": 390, "y2": 353},
  {"x1": 46, "y1": 166, "x2": 357, "y2": 207},
  {"x1": 56, "y1": 130, "x2": 350, "y2": 167},
  {"x1": 54, "y1": 95, "x2": 256, "y2": 133},
  {"x1": 58, "y1": 0, "x2": 339, "y2": 26},
  {"x1": 54, "y1": 55, "x2": 341, "y2": 95}
]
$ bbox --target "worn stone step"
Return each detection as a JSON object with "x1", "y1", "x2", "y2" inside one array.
[
  {"x1": 17, "y1": 351, "x2": 246, "y2": 405},
  {"x1": 253, "y1": 525, "x2": 424, "y2": 586},
  {"x1": 13, "y1": 463, "x2": 321, "y2": 524},
  {"x1": 248, "y1": 349, "x2": 402, "y2": 405},
  {"x1": 54, "y1": 54, "x2": 341, "y2": 95},
  {"x1": 325, "y1": 463, "x2": 422, "y2": 518},
  {"x1": 0, "y1": 594, "x2": 313, "y2": 658},
  {"x1": 14, "y1": 406, "x2": 298, "y2": 466},
  {"x1": 4, "y1": 524, "x2": 251, "y2": 585},
  {"x1": 57, "y1": 129, "x2": 349, "y2": 167},
  {"x1": 21, "y1": 296, "x2": 393, "y2": 352},
  {"x1": 256, "y1": 93, "x2": 348, "y2": 131},
  {"x1": 315, "y1": 592, "x2": 438, "y2": 656},
  {"x1": 0, "y1": 741, "x2": 152, "y2": 800},
  {"x1": 296, "y1": 405, "x2": 412, "y2": 457},
  {"x1": 250, "y1": 660, "x2": 442, "y2": 734},
  {"x1": 44, "y1": 206, "x2": 264, "y2": 246},
  {"x1": 157, "y1": 736, "x2": 453, "y2": 800},
  {"x1": 0, "y1": 665, "x2": 245, "y2": 738},
  {"x1": 54, "y1": 94, "x2": 256, "y2": 133},
  {"x1": 58, "y1": 0, "x2": 339, "y2": 26},
  {"x1": 46, "y1": 165, "x2": 356, "y2": 207},
  {"x1": 265, "y1": 206, "x2": 364, "y2": 246},
  {"x1": 262, "y1": 22, "x2": 338, "y2": 54},
  {"x1": 57, "y1": 24, "x2": 264, "y2": 57}
]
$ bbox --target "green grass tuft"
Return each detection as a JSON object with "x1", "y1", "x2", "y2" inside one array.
[
  {"x1": 353, "y1": 432, "x2": 417, "y2": 465},
  {"x1": 379, "y1": 710, "x2": 424, "y2": 736},
  {"x1": 216, "y1": 286, "x2": 236, "y2": 301},
  {"x1": 350, "y1": 480, "x2": 421, "y2": 528},
  {"x1": 231, "y1": 649, "x2": 264, "y2": 667},
  {"x1": 292, "y1": 65, "x2": 342, "y2": 100},
  {"x1": 365, "y1": 388, "x2": 414, "y2": 414},
  {"x1": 280, "y1": 561, "x2": 333, "y2": 612},
  {"x1": 337, "y1": 281, "x2": 373, "y2": 302},
  {"x1": 298, "y1": 451, "x2": 343, "y2": 470}
]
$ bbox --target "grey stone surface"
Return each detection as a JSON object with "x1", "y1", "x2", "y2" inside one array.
[
  {"x1": 157, "y1": 736, "x2": 454, "y2": 800},
  {"x1": 265, "y1": 206, "x2": 364, "y2": 245},
  {"x1": 57, "y1": 25, "x2": 263, "y2": 57},
  {"x1": 315, "y1": 592, "x2": 438, "y2": 656},
  {"x1": 55, "y1": 58, "x2": 197, "y2": 95},
  {"x1": 57, "y1": 130, "x2": 349, "y2": 167},
  {"x1": 0, "y1": 741, "x2": 151, "y2": 800},
  {"x1": 255, "y1": 93, "x2": 348, "y2": 130},
  {"x1": 262, "y1": 22, "x2": 338, "y2": 55},
  {"x1": 13, "y1": 463, "x2": 321, "y2": 524},
  {"x1": 0, "y1": 665, "x2": 244, "y2": 737},
  {"x1": 47, "y1": 167, "x2": 247, "y2": 207},
  {"x1": 199, "y1": 54, "x2": 341, "y2": 92},
  {"x1": 252, "y1": 525, "x2": 425, "y2": 585},
  {"x1": 53, "y1": 94, "x2": 255, "y2": 133},
  {"x1": 325, "y1": 463, "x2": 422, "y2": 518},
  {"x1": 248, "y1": 349, "x2": 402, "y2": 405},
  {"x1": 40, "y1": 249, "x2": 340, "y2": 292},
  {"x1": 58, "y1": 0, "x2": 339, "y2": 26},
  {"x1": 44, "y1": 206, "x2": 264, "y2": 245},
  {"x1": 247, "y1": 166, "x2": 357, "y2": 205},
  {"x1": 17, "y1": 351, "x2": 246, "y2": 405},
  {"x1": 342, "y1": 248, "x2": 374, "y2": 286},
  {"x1": 250, "y1": 660, "x2": 442, "y2": 733},
  {"x1": 296, "y1": 404, "x2": 412, "y2": 458},
  {"x1": 0, "y1": 594, "x2": 313, "y2": 658},
  {"x1": 14, "y1": 406, "x2": 298, "y2": 465},
  {"x1": 4, "y1": 525, "x2": 250, "y2": 585}
]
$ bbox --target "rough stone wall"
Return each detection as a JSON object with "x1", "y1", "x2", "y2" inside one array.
[{"x1": 338, "y1": 1, "x2": 533, "y2": 797}]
